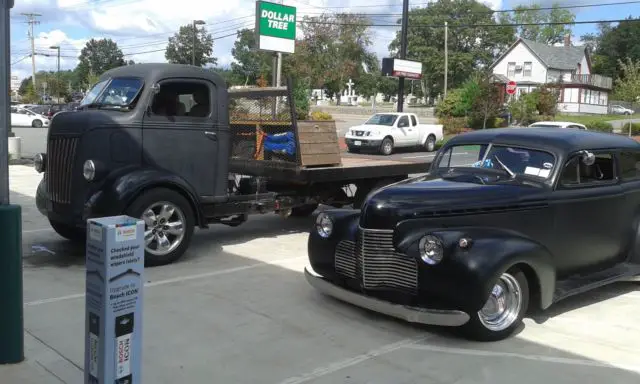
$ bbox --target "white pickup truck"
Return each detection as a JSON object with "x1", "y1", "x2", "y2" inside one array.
[{"x1": 344, "y1": 112, "x2": 444, "y2": 155}]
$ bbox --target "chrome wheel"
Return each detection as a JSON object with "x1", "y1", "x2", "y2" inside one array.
[
  {"x1": 141, "y1": 202, "x2": 186, "y2": 256},
  {"x1": 477, "y1": 273, "x2": 522, "y2": 332},
  {"x1": 381, "y1": 138, "x2": 393, "y2": 155}
]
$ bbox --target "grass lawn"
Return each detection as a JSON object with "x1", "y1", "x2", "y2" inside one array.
[{"x1": 555, "y1": 114, "x2": 640, "y2": 124}]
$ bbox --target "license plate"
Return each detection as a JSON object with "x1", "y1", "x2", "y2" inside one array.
[{"x1": 354, "y1": 141, "x2": 362, "y2": 146}]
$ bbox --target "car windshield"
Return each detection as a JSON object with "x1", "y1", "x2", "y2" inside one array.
[
  {"x1": 364, "y1": 114, "x2": 398, "y2": 126},
  {"x1": 435, "y1": 143, "x2": 556, "y2": 180},
  {"x1": 80, "y1": 77, "x2": 143, "y2": 108}
]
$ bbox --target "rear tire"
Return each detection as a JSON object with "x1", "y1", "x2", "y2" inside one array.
[
  {"x1": 125, "y1": 188, "x2": 195, "y2": 267},
  {"x1": 424, "y1": 134, "x2": 437, "y2": 152},
  {"x1": 290, "y1": 203, "x2": 319, "y2": 217},
  {"x1": 459, "y1": 267, "x2": 529, "y2": 342},
  {"x1": 49, "y1": 219, "x2": 86, "y2": 243}
]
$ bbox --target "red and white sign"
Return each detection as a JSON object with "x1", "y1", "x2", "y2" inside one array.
[{"x1": 506, "y1": 81, "x2": 517, "y2": 95}]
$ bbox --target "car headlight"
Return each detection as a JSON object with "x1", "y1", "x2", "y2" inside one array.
[
  {"x1": 419, "y1": 235, "x2": 444, "y2": 265},
  {"x1": 83, "y1": 160, "x2": 96, "y2": 181},
  {"x1": 34, "y1": 153, "x2": 46, "y2": 173},
  {"x1": 315, "y1": 212, "x2": 333, "y2": 238}
]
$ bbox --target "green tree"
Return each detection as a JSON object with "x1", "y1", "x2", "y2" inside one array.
[
  {"x1": 291, "y1": 13, "x2": 374, "y2": 102},
  {"x1": 593, "y1": 17, "x2": 640, "y2": 79},
  {"x1": 389, "y1": 0, "x2": 516, "y2": 99},
  {"x1": 505, "y1": 3, "x2": 576, "y2": 45},
  {"x1": 231, "y1": 28, "x2": 273, "y2": 86},
  {"x1": 612, "y1": 58, "x2": 640, "y2": 102},
  {"x1": 76, "y1": 38, "x2": 126, "y2": 85},
  {"x1": 165, "y1": 23, "x2": 216, "y2": 66}
]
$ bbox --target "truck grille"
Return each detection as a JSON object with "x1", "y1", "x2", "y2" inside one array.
[
  {"x1": 47, "y1": 136, "x2": 79, "y2": 204},
  {"x1": 333, "y1": 228, "x2": 418, "y2": 293}
]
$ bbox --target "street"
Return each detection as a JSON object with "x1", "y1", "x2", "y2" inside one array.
[{"x1": 5, "y1": 164, "x2": 640, "y2": 384}]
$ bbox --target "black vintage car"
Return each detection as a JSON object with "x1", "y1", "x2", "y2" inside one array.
[{"x1": 305, "y1": 127, "x2": 640, "y2": 341}]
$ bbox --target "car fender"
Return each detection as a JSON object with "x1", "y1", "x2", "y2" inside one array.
[
  {"x1": 394, "y1": 225, "x2": 556, "y2": 312},
  {"x1": 86, "y1": 167, "x2": 206, "y2": 227},
  {"x1": 418, "y1": 124, "x2": 443, "y2": 145}
]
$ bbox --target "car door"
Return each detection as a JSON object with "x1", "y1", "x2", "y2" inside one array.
[
  {"x1": 12, "y1": 109, "x2": 30, "y2": 126},
  {"x1": 551, "y1": 150, "x2": 626, "y2": 277},
  {"x1": 142, "y1": 77, "x2": 222, "y2": 201},
  {"x1": 408, "y1": 114, "x2": 421, "y2": 145},
  {"x1": 395, "y1": 115, "x2": 411, "y2": 145}
]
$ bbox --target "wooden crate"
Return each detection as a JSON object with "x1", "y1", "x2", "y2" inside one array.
[{"x1": 296, "y1": 120, "x2": 342, "y2": 167}]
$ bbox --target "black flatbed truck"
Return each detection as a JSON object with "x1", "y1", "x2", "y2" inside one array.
[{"x1": 33, "y1": 63, "x2": 431, "y2": 266}]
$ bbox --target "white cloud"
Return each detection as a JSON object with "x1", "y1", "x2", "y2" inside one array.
[{"x1": 9, "y1": 0, "x2": 506, "y2": 81}]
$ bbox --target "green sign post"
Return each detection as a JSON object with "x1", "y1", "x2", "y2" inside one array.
[{"x1": 255, "y1": 1, "x2": 296, "y2": 54}]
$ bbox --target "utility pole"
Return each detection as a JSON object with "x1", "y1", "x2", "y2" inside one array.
[
  {"x1": 49, "y1": 45, "x2": 60, "y2": 102},
  {"x1": 397, "y1": 0, "x2": 409, "y2": 112},
  {"x1": 444, "y1": 21, "x2": 448, "y2": 99},
  {"x1": 1, "y1": 0, "x2": 25, "y2": 366},
  {"x1": 192, "y1": 20, "x2": 205, "y2": 66},
  {"x1": 22, "y1": 12, "x2": 40, "y2": 92}
]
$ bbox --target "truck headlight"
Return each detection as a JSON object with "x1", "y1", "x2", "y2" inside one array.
[
  {"x1": 34, "y1": 153, "x2": 46, "y2": 173},
  {"x1": 83, "y1": 160, "x2": 96, "y2": 181},
  {"x1": 419, "y1": 235, "x2": 444, "y2": 265},
  {"x1": 315, "y1": 212, "x2": 333, "y2": 238}
]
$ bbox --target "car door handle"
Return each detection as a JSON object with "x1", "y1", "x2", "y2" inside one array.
[{"x1": 204, "y1": 131, "x2": 217, "y2": 140}]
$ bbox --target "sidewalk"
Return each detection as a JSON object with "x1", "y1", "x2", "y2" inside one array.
[{"x1": 1, "y1": 331, "x2": 83, "y2": 384}]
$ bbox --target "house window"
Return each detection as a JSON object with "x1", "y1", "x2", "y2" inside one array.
[
  {"x1": 507, "y1": 62, "x2": 516, "y2": 78},
  {"x1": 523, "y1": 62, "x2": 532, "y2": 77}
]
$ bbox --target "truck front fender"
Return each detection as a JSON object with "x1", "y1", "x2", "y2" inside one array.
[
  {"x1": 86, "y1": 167, "x2": 206, "y2": 227},
  {"x1": 395, "y1": 224, "x2": 556, "y2": 312}
]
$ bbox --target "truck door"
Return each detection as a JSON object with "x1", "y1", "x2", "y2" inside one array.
[
  {"x1": 395, "y1": 115, "x2": 412, "y2": 145},
  {"x1": 409, "y1": 114, "x2": 421, "y2": 145},
  {"x1": 142, "y1": 78, "x2": 222, "y2": 200}
]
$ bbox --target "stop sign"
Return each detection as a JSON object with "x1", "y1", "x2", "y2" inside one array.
[{"x1": 506, "y1": 81, "x2": 517, "y2": 95}]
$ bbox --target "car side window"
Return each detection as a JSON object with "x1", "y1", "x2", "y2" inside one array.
[
  {"x1": 410, "y1": 115, "x2": 417, "y2": 126},
  {"x1": 398, "y1": 116, "x2": 409, "y2": 127},
  {"x1": 619, "y1": 151, "x2": 640, "y2": 180},
  {"x1": 10, "y1": 107, "x2": 17, "y2": 113},
  {"x1": 559, "y1": 152, "x2": 616, "y2": 187},
  {"x1": 568, "y1": 125, "x2": 586, "y2": 130},
  {"x1": 150, "y1": 80, "x2": 216, "y2": 119}
]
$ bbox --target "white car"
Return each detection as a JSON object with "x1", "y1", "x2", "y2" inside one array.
[
  {"x1": 344, "y1": 112, "x2": 444, "y2": 155},
  {"x1": 528, "y1": 121, "x2": 587, "y2": 130},
  {"x1": 610, "y1": 105, "x2": 635, "y2": 115},
  {"x1": 10, "y1": 106, "x2": 50, "y2": 128}
]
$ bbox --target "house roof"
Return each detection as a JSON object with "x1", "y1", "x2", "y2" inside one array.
[{"x1": 491, "y1": 38, "x2": 587, "y2": 71}]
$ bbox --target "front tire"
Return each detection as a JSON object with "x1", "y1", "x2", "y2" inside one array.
[
  {"x1": 32, "y1": 119, "x2": 43, "y2": 128},
  {"x1": 49, "y1": 219, "x2": 86, "y2": 242},
  {"x1": 379, "y1": 137, "x2": 394, "y2": 156},
  {"x1": 459, "y1": 268, "x2": 529, "y2": 341},
  {"x1": 125, "y1": 188, "x2": 195, "y2": 267}
]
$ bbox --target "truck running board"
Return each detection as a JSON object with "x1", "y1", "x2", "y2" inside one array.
[{"x1": 553, "y1": 262, "x2": 640, "y2": 303}]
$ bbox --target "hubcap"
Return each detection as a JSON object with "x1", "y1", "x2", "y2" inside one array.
[
  {"x1": 383, "y1": 141, "x2": 392, "y2": 154},
  {"x1": 477, "y1": 273, "x2": 522, "y2": 332},
  {"x1": 141, "y1": 202, "x2": 186, "y2": 256}
]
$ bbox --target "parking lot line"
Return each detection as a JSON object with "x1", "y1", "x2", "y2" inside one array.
[
  {"x1": 277, "y1": 335, "x2": 431, "y2": 384},
  {"x1": 24, "y1": 256, "x2": 304, "y2": 307},
  {"x1": 402, "y1": 343, "x2": 640, "y2": 372}
]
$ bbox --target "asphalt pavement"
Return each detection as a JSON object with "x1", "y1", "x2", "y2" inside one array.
[{"x1": 3, "y1": 164, "x2": 640, "y2": 384}]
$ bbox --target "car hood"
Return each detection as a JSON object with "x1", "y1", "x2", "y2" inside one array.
[
  {"x1": 360, "y1": 174, "x2": 549, "y2": 229},
  {"x1": 49, "y1": 109, "x2": 133, "y2": 135}
]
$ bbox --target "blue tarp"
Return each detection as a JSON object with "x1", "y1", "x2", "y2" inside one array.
[{"x1": 264, "y1": 131, "x2": 296, "y2": 156}]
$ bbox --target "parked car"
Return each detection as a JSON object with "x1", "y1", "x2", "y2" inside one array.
[
  {"x1": 305, "y1": 127, "x2": 640, "y2": 341},
  {"x1": 529, "y1": 121, "x2": 587, "y2": 130},
  {"x1": 344, "y1": 112, "x2": 444, "y2": 155},
  {"x1": 610, "y1": 104, "x2": 635, "y2": 115},
  {"x1": 10, "y1": 106, "x2": 50, "y2": 128}
]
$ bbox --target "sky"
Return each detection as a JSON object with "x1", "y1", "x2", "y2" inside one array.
[{"x1": 8, "y1": 0, "x2": 640, "y2": 84}]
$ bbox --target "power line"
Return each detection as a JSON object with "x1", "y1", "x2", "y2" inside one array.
[
  {"x1": 11, "y1": 55, "x2": 31, "y2": 66},
  {"x1": 299, "y1": 17, "x2": 640, "y2": 28},
  {"x1": 122, "y1": 30, "x2": 243, "y2": 57}
]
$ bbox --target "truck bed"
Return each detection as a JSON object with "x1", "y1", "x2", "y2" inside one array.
[{"x1": 229, "y1": 155, "x2": 432, "y2": 183}]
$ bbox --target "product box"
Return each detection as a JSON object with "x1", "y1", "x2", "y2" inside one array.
[{"x1": 84, "y1": 216, "x2": 145, "y2": 384}]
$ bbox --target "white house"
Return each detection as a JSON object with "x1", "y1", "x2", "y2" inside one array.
[{"x1": 490, "y1": 36, "x2": 613, "y2": 114}]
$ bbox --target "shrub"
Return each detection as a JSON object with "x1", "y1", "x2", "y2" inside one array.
[
  {"x1": 621, "y1": 122, "x2": 640, "y2": 135},
  {"x1": 438, "y1": 116, "x2": 469, "y2": 135},
  {"x1": 310, "y1": 111, "x2": 333, "y2": 121},
  {"x1": 585, "y1": 120, "x2": 613, "y2": 133}
]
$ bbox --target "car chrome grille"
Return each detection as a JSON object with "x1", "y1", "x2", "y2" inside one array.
[
  {"x1": 47, "y1": 136, "x2": 79, "y2": 204},
  {"x1": 333, "y1": 228, "x2": 418, "y2": 293}
]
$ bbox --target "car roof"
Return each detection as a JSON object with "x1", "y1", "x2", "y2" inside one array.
[
  {"x1": 530, "y1": 121, "x2": 586, "y2": 127},
  {"x1": 98, "y1": 63, "x2": 225, "y2": 85},
  {"x1": 444, "y1": 127, "x2": 640, "y2": 153}
]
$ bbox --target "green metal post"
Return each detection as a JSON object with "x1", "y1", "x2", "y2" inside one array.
[{"x1": 0, "y1": 205, "x2": 24, "y2": 364}]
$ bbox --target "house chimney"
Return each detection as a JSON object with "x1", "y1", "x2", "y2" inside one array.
[{"x1": 564, "y1": 34, "x2": 571, "y2": 47}]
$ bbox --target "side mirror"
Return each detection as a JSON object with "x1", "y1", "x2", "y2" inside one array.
[
  {"x1": 151, "y1": 83, "x2": 161, "y2": 94},
  {"x1": 580, "y1": 151, "x2": 595, "y2": 166}
]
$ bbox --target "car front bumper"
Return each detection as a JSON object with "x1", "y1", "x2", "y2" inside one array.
[
  {"x1": 304, "y1": 265, "x2": 470, "y2": 327},
  {"x1": 344, "y1": 137, "x2": 382, "y2": 148}
]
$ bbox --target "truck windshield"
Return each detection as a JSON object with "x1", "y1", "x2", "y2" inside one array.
[
  {"x1": 80, "y1": 77, "x2": 144, "y2": 108},
  {"x1": 364, "y1": 114, "x2": 398, "y2": 126},
  {"x1": 436, "y1": 144, "x2": 556, "y2": 180}
]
